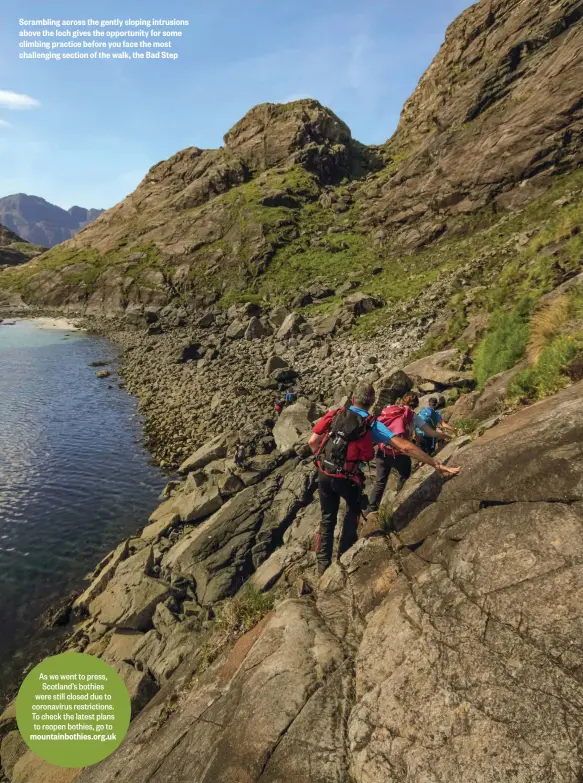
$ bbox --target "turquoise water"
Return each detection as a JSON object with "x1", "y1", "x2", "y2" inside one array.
[{"x1": 0, "y1": 320, "x2": 165, "y2": 703}]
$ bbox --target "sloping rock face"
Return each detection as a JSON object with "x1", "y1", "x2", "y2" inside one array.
[
  {"x1": 3, "y1": 0, "x2": 582, "y2": 318},
  {"x1": 32, "y1": 381, "x2": 580, "y2": 783},
  {"x1": 362, "y1": 0, "x2": 583, "y2": 247},
  {"x1": 1, "y1": 100, "x2": 376, "y2": 315},
  {"x1": 0, "y1": 224, "x2": 45, "y2": 268}
]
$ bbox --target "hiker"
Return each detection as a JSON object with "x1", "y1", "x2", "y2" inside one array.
[
  {"x1": 368, "y1": 392, "x2": 452, "y2": 512},
  {"x1": 416, "y1": 397, "x2": 456, "y2": 455},
  {"x1": 274, "y1": 392, "x2": 297, "y2": 418},
  {"x1": 309, "y1": 382, "x2": 461, "y2": 575},
  {"x1": 234, "y1": 441, "x2": 246, "y2": 467}
]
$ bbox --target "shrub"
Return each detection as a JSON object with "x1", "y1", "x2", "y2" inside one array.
[
  {"x1": 453, "y1": 418, "x2": 479, "y2": 435},
  {"x1": 198, "y1": 585, "x2": 274, "y2": 672},
  {"x1": 473, "y1": 303, "x2": 531, "y2": 388},
  {"x1": 507, "y1": 334, "x2": 581, "y2": 403},
  {"x1": 526, "y1": 294, "x2": 570, "y2": 364}
]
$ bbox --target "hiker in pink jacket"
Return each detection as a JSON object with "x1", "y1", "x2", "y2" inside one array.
[{"x1": 367, "y1": 392, "x2": 452, "y2": 511}]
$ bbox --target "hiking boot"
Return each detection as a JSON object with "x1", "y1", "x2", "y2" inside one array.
[{"x1": 317, "y1": 560, "x2": 331, "y2": 576}]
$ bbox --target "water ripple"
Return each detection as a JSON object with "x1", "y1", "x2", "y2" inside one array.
[{"x1": 0, "y1": 321, "x2": 165, "y2": 700}]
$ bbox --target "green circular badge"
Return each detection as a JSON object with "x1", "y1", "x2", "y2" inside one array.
[{"x1": 16, "y1": 652, "x2": 131, "y2": 768}]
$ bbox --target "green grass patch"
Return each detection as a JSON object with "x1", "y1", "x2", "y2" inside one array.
[
  {"x1": 453, "y1": 418, "x2": 479, "y2": 435},
  {"x1": 473, "y1": 301, "x2": 531, "y2": 388},
  {"x1": 507, "y1": 333, "x2": 583, "y2": 403},
  {"x1": 197, "y1": 585, "x2": 274, "y2": 672}
]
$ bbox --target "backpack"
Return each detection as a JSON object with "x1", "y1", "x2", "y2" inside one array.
[
  {"x1": 285, "y1": 392, "x2": 297, "y2": 404},
  {"x1": 316, "y1": 407, "x2": 371, "y2": 476},
  {"x1": 416, "y1": 406, "x2": 439, "y2": 433},
  {"x1": 377, "y1": 405, "x2": 414, "y2": 432},
  {"x1": 377, "y1": 405, "x2": 414, "y2": 454}
]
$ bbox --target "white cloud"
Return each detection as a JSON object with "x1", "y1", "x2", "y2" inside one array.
[
  {"x1": 0, "y1": 90, "x2": 40, "y2": 110},
  {"x1": 0, "y1": 119, "x2": 11, "y2": 127}
]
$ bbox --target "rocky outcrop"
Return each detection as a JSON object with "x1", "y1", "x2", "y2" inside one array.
[
  {"x1": 2, "y1": 0, "x2": 581, "y2": 326},
  {"x1": 0, "y1": 224, "x2": 45, "y2": 268},
  {"x1": 62, "y1": 381, "x2": 583, "y2": 783}
]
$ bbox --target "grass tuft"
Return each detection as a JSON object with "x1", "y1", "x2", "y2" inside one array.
[
  {"x1": 527, "y1": 295, "x2": 571, "y2": 364},
  {"x1": 197, "y1": 585, "x2": 274, "y2": 672},
  {"x1": 473, "y1": 300, "x2": 531, "y2": 388}
]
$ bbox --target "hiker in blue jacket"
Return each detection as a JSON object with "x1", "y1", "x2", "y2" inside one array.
[{"x1": 416, "y1": 397, "x2": 456, "y2": 455}]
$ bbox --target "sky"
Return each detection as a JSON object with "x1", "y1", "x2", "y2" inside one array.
[{"x1": 0, "y1": 0, "x2": 474, "y2": 210}]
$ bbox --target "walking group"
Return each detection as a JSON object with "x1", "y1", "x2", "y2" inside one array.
[{"x1": 308, "y1": 382, "x2": 460, "y2": 575}]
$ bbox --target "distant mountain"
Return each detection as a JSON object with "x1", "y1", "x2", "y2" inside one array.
[
  {"x1": 0, "y1": 223, "x2": 46, "y2": 267},
  {"x1": 0, "y1": 194, "x2": 104, "y2": 248}
]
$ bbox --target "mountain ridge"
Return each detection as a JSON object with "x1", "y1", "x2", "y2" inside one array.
[
  {"x1": 0, "y1": 193, "x2": 104, "y2": 249},
  {"x1": 1, "y1": 0, "x2": 581, "y2": 357}
]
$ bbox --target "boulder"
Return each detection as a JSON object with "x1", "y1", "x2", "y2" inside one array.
[
  {"x1": 226, "y1": 319, "x2": 247, "y2": 339},
  {"x1": 269, "y1": 305, "x2": 290, "y2": 328},
  {"x1": 313, "y1": 314, "x2": 341, "y2": 337},
  {"x1": 276, "y1": 312, "x2": 305, "y2": 340},
  {"x1": 308, "y1": 283, "x2": 334, "y2": 300},
  {"x1": 449, "y1": 390, "x2": 482, "y2": 424},
  {"x1": 403, "y1": 348, "x2": 474, "y2": 388},
  {"x1": 373, "y1": 369, "x2": 413, "y2": 410},
  {"x1": 472, "y1": 360, "x2": 528, "y2": 420},
  {"x1": 132, "y1": 616, "x2": 205, "y2": 685},
  {"x1": 173, "y1": 483, "x2": 223, "y2": 523},
  {"x1": 140, "y1": 512, "x2": 180, "y2": 543},
  {"x1": 73, "y1": 540, "x2": 129, "y2": 612},
  {"x1": 196, "y1": 311, "x2": 215, "y2": 328},
  {"x1": 101, "y1": 630, "x2": 145, "y2": 666},
  {"x1": 270, "y1": 367, "x2": 299, "y2": 383},
  {"x1": 178, "y1": 434, "x2": 228, "y2": 474},
  {"x1": 244, "y1": 317, "x2": 270, "y2": 340},
  {"x1": 175, "y1": 341, "x2": 201, "y2": 364},
  {"x1": 344, "y1": 292, "x2": 382, "y2": 315},
  {"x1": 88, "y1": 548, "x2": 173, "y2": 631},
  {"x1": 264, "y1": 355, "x2": 289, "y2": 376},
  {"x1": 112, "y1": 661, "x2": 159, "y2": 718},
  {"x1": 273, "y1": 403, "x2": 313, "y2": 452}
]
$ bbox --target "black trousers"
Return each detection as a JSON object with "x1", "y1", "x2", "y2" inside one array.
[
  {"x1": 368, "y1": 451, "x2": 412, "y2": 511},
  {"x1": 417, "y1": 435, "x2": 436, "y2": 456},
  {"x1": 316, "y1": 471, "x2": 362, "y2": 567}
]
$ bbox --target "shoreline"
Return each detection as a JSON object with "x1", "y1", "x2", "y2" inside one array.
[{"x1": 0, "y1": 319, "x2": 165, "y2": 709}]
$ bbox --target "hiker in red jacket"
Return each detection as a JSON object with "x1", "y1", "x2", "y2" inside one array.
[
  {"x1": 367, "y1": 392, "x2": 453, "y2": 512},
  {"x1": 309, "y1": 383, "x2": 460, "y2": 575}
]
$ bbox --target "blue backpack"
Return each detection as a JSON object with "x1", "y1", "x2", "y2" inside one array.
[
  {"x1": 285, "y1": 392, "x2": 297, "y2": 404},
  {"x1": 416, "y1": 407, "x2": 439, "y2": 435}
]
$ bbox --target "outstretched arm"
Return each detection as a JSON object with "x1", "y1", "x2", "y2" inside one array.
[
  {"x1": 421, "y1": 423, "x2": 450, "y2": 442},
  {"x1": 389, "y1": 435, "x2": 461, "y2": 477}
]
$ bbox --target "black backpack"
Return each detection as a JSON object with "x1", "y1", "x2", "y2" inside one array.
[{"x1": 317, "y1": 407, "x2": 370, "y2": 476}]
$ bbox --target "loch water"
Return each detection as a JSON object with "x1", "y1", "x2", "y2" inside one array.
[{"x1": 0, "y1": 320, "x2": 166, "y2": 703}]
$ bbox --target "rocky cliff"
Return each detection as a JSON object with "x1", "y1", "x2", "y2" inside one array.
[
  {"x1": 2, "y1": 370, "x2": 582, "y2": 783},
  {"x1": 2, "y1": 1, "x2": 583, "y2": 780},
  {"x1": 0, "y1": 194, "x2": 103, "y2": 249},
  {"x1": 2, "y1": 0, "x2": 582, "y2": 344},
  {"x1": 0, "y1": 224, "x2": 45, "y2": 269}
]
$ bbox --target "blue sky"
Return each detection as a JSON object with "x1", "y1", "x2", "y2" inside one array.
[{"x1": 0, "y1": 0, "x2": 474, "y2": 210}]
